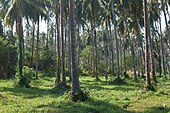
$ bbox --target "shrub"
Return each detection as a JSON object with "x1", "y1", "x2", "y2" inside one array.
[
  {"x1": 15, "y1": 66, "x2": 35, "y2": 88},
  {"x1": 0, "y1": 36, "x2": 17, "y2": 78}
]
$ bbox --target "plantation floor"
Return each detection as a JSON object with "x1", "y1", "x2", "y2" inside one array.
[{"x1": 0, "y1": 75, "x2": 170, "y2": 113}]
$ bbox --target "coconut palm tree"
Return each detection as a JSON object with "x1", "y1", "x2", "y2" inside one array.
[
  {"x1": 60, "y1": 0, "x2": 67, "y2": 89},
  {"x1": 111, "y1": 0, "x2": 120, "y2": 79},
  {"x1": 69, "y1": 0, "x2": 84, "y2": 102},
  {"x1": 143, "y1": 0, "x2": 155, "y2": 90},
  {"x1": 16, "y1": 0, "x2": 23, "y2": 81}
]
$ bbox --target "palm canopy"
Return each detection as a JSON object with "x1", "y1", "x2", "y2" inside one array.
[{"x1": 0, "y1": 0, "x2": 49, "y2": 25}]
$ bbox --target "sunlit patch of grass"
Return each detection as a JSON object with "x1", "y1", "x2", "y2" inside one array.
[{"x1": 0, "y1": 75, "x2": 170, "y2": 113}]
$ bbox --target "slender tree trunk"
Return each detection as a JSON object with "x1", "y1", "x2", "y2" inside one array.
[
  {"x1": 55, "y1": 0, "x2": 61, "y2": 85},
  {"x1": 91, "y1": 19, "x2": 95, "y2": 75},
  {"x1": 105, "y1": 19, "x2": 109, "y2": 81},
  {"x1": 92, "y1": 0, "x2": 99, "y2": 80},
  {"x1": 112, "y1": 1, "x2": 120, "y2": 78},
  {"x1": 68, "y1": 15, "x2": 72, "y2": 81},
  {"x1": 61, "y1": 0, "x2": 66, "y2": 88},
  {"x1": 69, "y1": 0, "x2": 82, "y2": 101},
  {"x1": 94, "y1": 25, "x2": 98, "y2": 79},
  {"x1": 137, "y1": 46, "x2": 140, "y2": 77},
  {"x1": 159, "y1": 19, "x2": 166, "y2": 77},
  {"x1": 30, "y1": 21, "x2": 35, "y2": 67},
  {"x1": 149, "y1": 26, "x2": 157, "y2": 83},
  {"x1": 155, "y1": 36, "x2": 162, "y2": 77},
  {"x1": 77, "y1": 24, "x2": 80, "y2": 70},
  {"x1": 46, "y1": 17, "x2": 49, "y2": 48},
  {"x1": 108, "y1": 18, "x2": 115, "y2": 76},
  {"x1": 64, "y1": 19, "x2": 67, "y2": 69},
  {"x1": 54, "y1": 23, "x2": 57, "y2": 75},
  {"x1": 16, "y1": 0, "x2": 23, "y2": 78},
  {"x1": 120, "y1": 38, "x2": 123, "y2": 75},
  {"x1": 131, "y1": 41, "x2": 137, "y2": 81},
  {"x1": 123, "y1": 41, "x2": 127, "y2": 78},
  {"x1": 22, "y1": 33, "x2": 25, "y2": 66},
  {"x1": 35, "y1": 16, "x2": 39, "y2": 79},
  {"x1": 143, "y1": 0, "x2": 154, "y2": 90},
  {"x1": 144, "y1": 0, "x2": 150, "y2": 85},
  {"x1": 141, "y1": 47, "x2": 145, "y2": 78}
]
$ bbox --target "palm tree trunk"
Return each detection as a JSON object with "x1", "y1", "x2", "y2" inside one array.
[
  {"x1": 108, "y1": 18, "x2": 115, "y2": 76},
  {"x1": 55, "y1": 1, "x2": 61, "y2": 85},
  {"x1": 112, "y1": 1, "x2": 120, "y2": 78},
  {"x1": 143, "y1": 0, "x2": 154, "y2": 90},
  {"x1": 69, "y1": 0, "x2": 81, "y2": 100},
  {"x1": 22, "y1": 34, "x2": 25, "y2": 66},
  {"x1": 91, "y1": 19, "x2": 95, "y2": 75},
  {"x1": 94, "y1": 25, "x2": 98, "y2": 79},
  {"x1": 16, "y1": 0, "x2": 23, "y2": 78},
  {"x1": 155, "y1": 35, "x2": 162, "y2": 77},
  {"x1": 92, "y1": 0, "x2": 99, "y2": 80},
  {"x1": 105, "y1": 19, "x2": 109, "y2": 80},
  {"x1": 120, "y1": 38, "x2": 123, "y2": 75},
  {"x1": 137, "y1": 45, "x2": 141, "y2": 77},
  {"x1": 123, "y1": 42, "x2": 127, "y2": 78},
  {"x1": 159, "y1": 19, "x2": 166, "y2": 77},
  {"x1": 67, "y1": 15, "x2": 71, "y2": 81},
  {"x1": 141, "y1": 46, "x2": 145, "y2": 78},
  {"x1": 149, "y1": 26, "x2": 157, "y2": 83},
  {"x1": 54, "y1": 23, "x2": 57, "y2": 75},
  {"x1": 77, "y1": 24, "x2": 80, "y2": 70},
  {"x1": 35, "y1": 16, "x2": 39, "y2": 79},
  {"x1": 131, "y1": 41, "x2": 137, "y2": 81},
  {"x1": 61, "y1": 0, "x2": 66, "y2": 88},
  {"x1": 46, "y1": 17, "x2": 49, "y2": 48},
  {"x1": 30, "y1": 21, "x2": 35, "y2": 67}
]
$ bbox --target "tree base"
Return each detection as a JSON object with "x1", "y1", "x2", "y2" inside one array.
[
  {"x1": 71, "y1": 90, "x2": 88, "y2": 102},
  {"x1": 53, "y1": 82, "x2": 70, "y2": 90},
  {"x1": 95, "y1": 77, "x2": 101, "y2": 81},
  {"x1": 110, "y1": 77, "x2": 126, "y2": 85},
  {"x1": 15, "y1": 77, "x2": 31, "y2": 88},
  {"x1": 124, "y1": 72, "x2": 129, "y2": 78},
  {"x1": 94, "y1": 74, "x2": 101, "y2": 81},
  {"x1": 145, "y1": 84, "x2": 156, "y2": 91}
]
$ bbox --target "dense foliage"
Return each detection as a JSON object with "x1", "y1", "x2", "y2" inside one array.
[{"x1": 0, "y1": 36, "x2": 17, "y2": 78}]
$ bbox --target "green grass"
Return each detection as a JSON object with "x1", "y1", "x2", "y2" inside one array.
[{"x1": 0, "y1": 75, "x2": 170, "y2": 113}]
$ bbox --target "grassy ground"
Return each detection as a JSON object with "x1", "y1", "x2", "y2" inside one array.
[{"x1": 0, "y1": 75, "x2": 170, "y2": 113}]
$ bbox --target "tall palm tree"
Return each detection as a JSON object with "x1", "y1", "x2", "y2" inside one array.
[
  {"x1": 143, "y1": 0, "x2": 154, "y2": 90},
  {"x1": 30, "y1": 21, "x2": 35, "y2": 67},
  {"x1": 69, "y1": 0, "x2": 84, "y2": 102},
  {"x1": 60, "y1": 0, "x2": 66, "y2": 88},
  {"x1": 16, "y1": 0, "x2": 23, "y2": 80},
  {"x1": 111, "y1": 0, "x2": 120, "y2": 79},
  {"x1": 54, "y1": 0, "x2": 61, "y2": 86},
  {"x1": 82, "y1": 0, "x2": 100, "y2": 80},
  {"x1": 35, "y1": 15, "x2": 40, "y2": 79}
]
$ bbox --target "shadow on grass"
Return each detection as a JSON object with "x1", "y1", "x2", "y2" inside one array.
[
  {"x1": 1, "y1": 87, "x2": 63, "y2": 99},
  {"x1": 108, "y1": 77, "x2": 135, "y2": 86},
  {"x1": 34, "y1": 98, "x2": 135, "y2": 113},
  {"x1": 40, "y1": 77, "x2": 54, "y2": 82},
  {"x1": 141, "y1": 106, "x2": 170, "y2": 113},
  {"x1": 112, "y1": 86, "x2": 135, "y2": 91},
  {"x1": 81, "y1": 84, "x2": 135, "y2": 92},
  {"x1": 81, "y1": 78, "x2": 135, "y2": 91}
]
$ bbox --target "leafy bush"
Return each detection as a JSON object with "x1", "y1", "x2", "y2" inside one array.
[
  {"x1": 39, "y1": 48, "x2": 55, "y2": 74},
  {"x1": 15, "y1": 66, "x2": 35, "y2": 88},
  {"x1": 0, "y1": 36, "x2": 17, "y2": 78}
]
